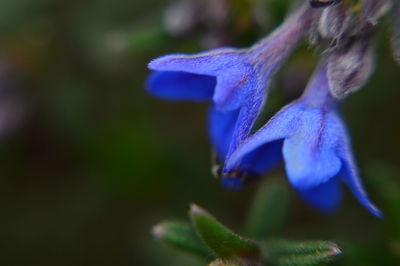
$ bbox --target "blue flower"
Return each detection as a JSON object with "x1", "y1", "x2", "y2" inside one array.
[
  {"x1": 147, "y1": 5, "x2": 315, "y2": 187},
  {"x1": 225, "y1": 63, "x2": 382, "y2": 217}
]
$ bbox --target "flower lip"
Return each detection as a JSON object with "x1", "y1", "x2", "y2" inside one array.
[
  {"x1": 146, "y1": 71, "x2": 216, "y2": 101},
  {"x1": 147, "y1": 48, "x2": 251, "y2": 111}
]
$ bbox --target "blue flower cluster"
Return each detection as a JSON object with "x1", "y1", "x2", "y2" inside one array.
[{"x1": 146, "y1": 1, "x2": 396, "y2": 217}]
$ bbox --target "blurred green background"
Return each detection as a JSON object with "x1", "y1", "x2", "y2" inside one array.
[{"x1": 0, "y1": 0, "x2": 399, "y2": 265}]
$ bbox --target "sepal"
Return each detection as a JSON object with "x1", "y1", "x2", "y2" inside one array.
[
  {"x1": 152, "y1": 220, "x2": 212, "y2": 259},
  {"x1": 189, "y1": 204, "x2": 261, "y2": 260}
]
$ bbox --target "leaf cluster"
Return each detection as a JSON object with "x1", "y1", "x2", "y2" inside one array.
[{"x1": 152, "y1": 179, "x2": 342, "y2": 266}]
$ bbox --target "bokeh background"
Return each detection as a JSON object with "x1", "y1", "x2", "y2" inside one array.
[{"x1": 0, "y1": 0, "x2": 399, "y2": 265}]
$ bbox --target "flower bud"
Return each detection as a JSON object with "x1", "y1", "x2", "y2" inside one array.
[
  {"x1": 318, "y1": 2, "x2": 353, "y2": 44},
  {"x1": 309, "y1": 0, "x2": 342, "y2": 8},
  {"x1": 392, "y1": 0, "x2": 400, "y2": 62},
  {"x1": 163, "y1": 0, "x2": 202, "y2": 37},
  {"x1": 0, "y1": 60, "x2": 25, "y2": 136},
  {"x1": 362, "y1": 0, "x2": 392, "y2": 26},
  {"x1": 327, "y1": 34, "x2": 375, "y2": 99}
]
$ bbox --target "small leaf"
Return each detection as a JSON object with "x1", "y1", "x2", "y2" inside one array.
[
  {"x1": 152, "y1": 220, "x2": 213, "y2": 259},
  {"x1": 207, "y1": 258, "x2": 260, "y2": 266},
  {"x1": 244, "y1": 178, "x2": 290, "y2": 239},
  {"x1": 189, "y1": 204, "x2": 261, "y2": 260},
  {"x1": 261, "y1": 239, "x2": 342, "y2": 265}
]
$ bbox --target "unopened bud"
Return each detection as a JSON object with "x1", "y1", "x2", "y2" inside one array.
[
  {"x1": 309, "y1": 12, "x2": 323, "y2": 45},
  {"x1": 309, "y1": 0, "x2": 342, "y2": 8},
  {"x1": 362, "y1": 0, "x2": 392, "y2": 26},
  {"x1": 392, "y1": 0, "x2": 400, "y2": 62},
  {"x1": 318, "y1": 2, "x2": 353, "y2": 44},
  {"x1": 327, "y1": 34, "x2": 375, "y2": 99},
  {"x1": 163, "y1": 0, "x2": 202, "y2": 37},
  {"x1": 0, "y1": 60, "x2": 25, "y2": 136}
]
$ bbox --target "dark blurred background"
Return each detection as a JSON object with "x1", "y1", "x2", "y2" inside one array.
[{"x1": 0, "y1": 0, "x2": 399, "y2": 265}]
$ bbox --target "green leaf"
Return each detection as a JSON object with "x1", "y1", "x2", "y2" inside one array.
[
  {"x1": 152, "y1": 220, "x2": 212, "y2": 260},
  {"x1": 189, "y1": 204, "x2": 261, "y2": 260},
  {"x1": 244, "y1": 178, "x2": 290, "y2": 239},
  {"x1": 261, "y1": 239, "x2": 342, "y2": 266}
]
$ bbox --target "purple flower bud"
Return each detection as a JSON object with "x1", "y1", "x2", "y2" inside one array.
[
  {"x1": 308, "y1": 11, "x2": 323, "y2": 45},
  {"x1": 309, "y1": 0, "x2": 342, "y2": 8},
  {"x1": 318, "y1": 2, "x2": 353, "y2": 44},
  {"x1": 327, "y1": 34, "x2": 375, "y2": 99},
  {"x1": 163, "y1": 0, "x2": 202, "y2": 37},
  {"x1": 0, "y1": 60, "x2": 26, "y2": 137},
  {"x1": 392, "y1": 0, "x2": 400, "y2": 62},
  {"x1": 362, "y1": 0, "x2": 392, "y2": 26}
]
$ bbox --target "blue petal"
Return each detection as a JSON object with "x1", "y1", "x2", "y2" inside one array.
[
  {"x1": 283, "y1": 110, "x2": 342, "y2": 190},
  {"x1": 148, "y1": 49, "x2": 252, "y2": 110},
  {"x1": 209, "y1": 105, "x2": 282, "y2": 172},
  {"x1": 220, "y1": 177, "x2": 243, "y2": 190},
  {"x1": 219, "y1": 141, "x2": 284, "y2": 190},
  {"x1": 208, "y1": 105, "x2": 239, "y2": 160},
  {"x1": 225, "y1": 102, "x2": 299, "y2": 171},
  {"x1": 148, "y1": 48, "x2": 243, "y2": 76},
  {"x1": 298, "y1": 178, "x2": 342, "y2": 213},
  {"x1": 224, "y1": 85, "x2": 267, "y2": 158},
  {"x1": 333, "y1": 113, "x2": 382, "y2": 218},
  {"x1": 209, "y1": 105, "x2": 283, "y2": 189},
  {"x1": 339, "y1": 157, "x2": 382, "y2": 218},
  {"x1": 212, "y1": 64, "x2": 253, "y2": 110},
  {"x1": 239, "y1": 140, "x2": 283, "y2": 173},
  {"x1": 146, "y1": 71, "x2": 215, "y2": 101}
]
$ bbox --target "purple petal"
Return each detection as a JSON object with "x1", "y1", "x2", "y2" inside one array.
[{"x1": 147, "y1": 71, "x2": 216, "y2": 101}]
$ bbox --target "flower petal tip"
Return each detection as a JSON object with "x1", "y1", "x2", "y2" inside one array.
[{"x1": 369, "y1": 204, "x2": 383, "y2": 219}]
